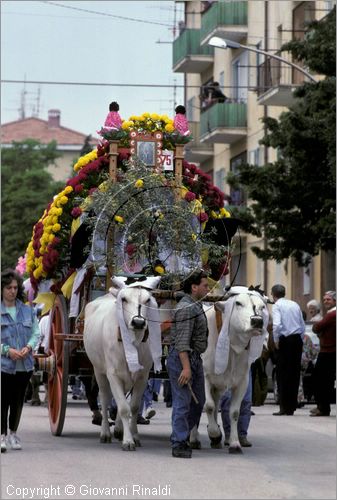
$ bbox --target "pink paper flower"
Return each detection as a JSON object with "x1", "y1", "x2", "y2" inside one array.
[{"x1": 15, "y1": 255, "x2": 27, "y2": 275}]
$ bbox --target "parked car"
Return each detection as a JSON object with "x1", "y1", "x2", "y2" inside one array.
[{"x1": 266, "y1": 323, "x2": 319, "y2": 404}]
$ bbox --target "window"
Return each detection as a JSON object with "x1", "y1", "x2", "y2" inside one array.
[
  {"x1": 249, "y1": 147, "x2": 264, "y2": 166},
  {"x1": 232, "y1": 51, "x2": 248, "y2": 103},
  {"x1": 230, "y1": 249, "x2": 247, "y2": 286},
  {"x1": 186, "y1": 96, "x2": 197, "y2": 122},
  {"x1": 215, "y1": 168, "x2": 226, "y2": 191},
  {"x1": 230, "y1": 151, "x2": 247, "y2": 206},
  {"x1": 219, "y1": 71, "x2": 225, "y2": 92}
]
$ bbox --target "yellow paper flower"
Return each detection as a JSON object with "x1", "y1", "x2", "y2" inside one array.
[
  {"x1": 52, "y1": 223, "x2": 61, "y2": 232},
  {"x1": 165, "y1": 123, "x2": 174, "y2": 133},
  {"x1": 58, "y1": 196, "x2": 68, "y2": 205},
  {"x1": 98, "y1": 181, "x2": 109, "y2": 192},
  {"x1": 73, "y1": 149, "x2": 98, "y2": 172},
  {"x1": 135, "y1": 179, "x2": 144, "y2": 188},
  {"x1": 154, "y1": 265, "x2": 165, "y2": 275},
  {"x1": 219, "y1": 207, "x2": 231, "y2": 218},
  {"x1": 114, "y1": 215, "x2": 124, "y2": 224}
]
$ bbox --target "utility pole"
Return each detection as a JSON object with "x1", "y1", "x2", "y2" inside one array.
[{"x1": 19, "y1": 76, "x2": 27, "y2": 119}]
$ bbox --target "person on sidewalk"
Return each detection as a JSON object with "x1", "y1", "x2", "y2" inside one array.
[
  {"x1": 310, "y1": 291, "x2": 336, "y2": 417},
  {"x1": 1, "y1": 269, "x2": 39, "y2": 453},
  {"x1": 306, "y1": 299, "x2": 323, "y2": 323},
  {"x1": 271, "y1": 284, "x2": 305, "y2": 416},
  {"x1": 220, "y1": 370, "x2": 253, "y2": 447},
  {"x1": 137, "y1": 378, "x2": 159, "y2": 424},
  {"x1": 167, "y1": 270, "x2": 209, "y2": 459}
]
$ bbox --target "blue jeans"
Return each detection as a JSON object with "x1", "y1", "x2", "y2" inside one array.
[
  {"x1": 138, "y1": 379, "x2": 161, "y2": 415},
  {"x1": 220, "y1": 371, "x2": 252, "y2": 438},
  {"x1": 167, "y1": 348, "x2": 205, "y2": 448}
]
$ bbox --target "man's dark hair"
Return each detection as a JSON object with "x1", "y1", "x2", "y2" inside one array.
[
  {"x1": 182, "y1": 270, "x2": 208, "y2": 294},
  {"x1": 175, "y1": 105, "x2": 186, "y2": 115},
  {"x1": 1, "y1": 268, "x2": 25, "y2": 301},
  {"x1": 271, "y1": 284, "x2": 286, "y2": 299},
  {"x1": 109, "y1": 101, "x2": 119, "y2": 112}
]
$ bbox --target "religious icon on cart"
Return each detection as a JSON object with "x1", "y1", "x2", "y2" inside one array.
[{"x1": 137, "y1": 141, "x2": 155, "y2": 166}]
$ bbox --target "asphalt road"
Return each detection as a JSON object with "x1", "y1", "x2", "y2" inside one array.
[{"x1": 1, "y1": 393, "x2": 335, "y2": 500}]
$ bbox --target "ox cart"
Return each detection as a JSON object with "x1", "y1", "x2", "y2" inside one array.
[{"x1": 29, "y1": 113, "x2": 239, "y2": 436}]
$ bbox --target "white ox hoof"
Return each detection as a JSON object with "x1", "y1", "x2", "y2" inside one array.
[{"x1": 122, "y1": 441, "x2": 136, "y2": 451}]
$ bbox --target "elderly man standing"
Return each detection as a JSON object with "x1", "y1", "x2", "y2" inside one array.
[
  {"x1": 271, "y1": 284, "x2": 305, "y2": 416},
  {"x1": 310, "y1": 291, "x2": 336, "y2": 417}
]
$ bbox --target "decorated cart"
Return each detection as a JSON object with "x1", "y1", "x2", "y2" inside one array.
[{"x1": 25, "y1": 108, "x2": 240, "y2": 436}]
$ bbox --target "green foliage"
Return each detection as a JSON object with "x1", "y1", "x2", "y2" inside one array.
[
  {"x1": 227, "y1": 9, "x2": 336, "y2": 266},
  {"x1": 79, "y1": 135, "x2": 94, "y2": 156},
  {"x1": 1, "y1": 140, "x2": 63, "y2": 270}
]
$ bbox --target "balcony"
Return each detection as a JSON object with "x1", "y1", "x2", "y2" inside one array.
[
  {"x1": 256, "y1": 57, "x2": 304, "y2": 107},
  {"x1": 200, "y1": 1, "x2": 248, "y2": 45},
  {"x1": 184, "y1": 122, "x2": 214, "y2": 163},
  {"x1": 200, "y1": 102, "x2": 247, "y2": 144},
  {"x1": 173, "y1": 29, "x2": 214, "y2": 73}
]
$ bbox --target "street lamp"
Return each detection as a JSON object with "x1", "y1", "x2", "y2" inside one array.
[{"x1": 208, "y1": 36, "x2": 317, "y2": 83}]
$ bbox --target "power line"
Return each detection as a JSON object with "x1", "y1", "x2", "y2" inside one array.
[
  {"x1": 2, "y1": 79, "x2": 185, "y2": 88},
  {"x1": 40, "y1": 1, "x2": 173, "y2": 27},
  {"x1": 2, "y1": 79, "x2": 269, "y2": 89}
]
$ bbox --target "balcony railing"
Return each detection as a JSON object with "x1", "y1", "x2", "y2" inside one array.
[
  {"x1": 256, "y1": 54, "x2": 305, "y2": 106},
  {"x1": 200, "y1": 1, "x2": 248, "y2": 44},
  {"x1": 173, "y1": 29, "x2": 214, "y2": 73},
  {"x1": 200, "y1": 102, "x2": 247, "y2": 144}
]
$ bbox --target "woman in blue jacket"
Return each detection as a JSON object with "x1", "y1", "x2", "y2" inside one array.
[{"x1": 1, "y1": 269, "x2": 39, "y2": 452}]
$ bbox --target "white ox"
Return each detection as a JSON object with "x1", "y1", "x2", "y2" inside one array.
[
  {"x1": 190, "y1": 286, "x2": 269, "y2": 453},
  {"x1": 83, "y1": 276, "x2": 162, "y2": 451}
]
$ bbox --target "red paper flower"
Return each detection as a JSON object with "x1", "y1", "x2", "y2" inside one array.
[
  {"x1": 71, "y1": 207, "x2": 82, "y2": 218},
  {"x1": 197, "y1": 212, "x2": 209, "y2": 223},
  {"x1": 184, "y1": 191, "x2": 196, "y2": 202}
]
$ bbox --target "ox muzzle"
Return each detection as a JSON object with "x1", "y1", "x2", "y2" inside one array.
[
  {"x1": 131, "y1": 304, "x2": 146, "y2": 330},
  {"x1": 250, "y1": 314, "x2": 263, "y2": 329}
]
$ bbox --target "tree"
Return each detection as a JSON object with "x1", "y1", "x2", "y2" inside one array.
[
  {"x1": 228, "y1": 7, "x2": 336, "y2": 265},
  {"x1": 80, "y1": 135, "x2": 94, "y2": 156},
  {"x1": 1, "y1": 140, "x2": 63, "y2": 270}
]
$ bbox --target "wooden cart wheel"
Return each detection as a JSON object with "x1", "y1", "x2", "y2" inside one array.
[{"x1": 47, "y1": 295, "x2": 70, "y2": 436}]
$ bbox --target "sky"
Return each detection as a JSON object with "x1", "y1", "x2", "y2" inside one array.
[{"x1": 1, "y1": 0, "x2": 185, "y2": 138}]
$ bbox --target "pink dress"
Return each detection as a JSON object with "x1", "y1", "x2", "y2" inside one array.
[
  {"x1": 173, "y1": 113, "x2": 190, "y2": 135},
  {"x1": 104, "y1": 111, "x2": 122, "y2": 129}
]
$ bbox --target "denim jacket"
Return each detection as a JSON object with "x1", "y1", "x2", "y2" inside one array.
[{"x1": 1, "y1": 300, "x2": 36, "y2": 374}]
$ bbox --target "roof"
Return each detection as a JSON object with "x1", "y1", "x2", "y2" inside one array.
[{"x1": 1, "y1": 116, "x2": 95, "y2": 146}]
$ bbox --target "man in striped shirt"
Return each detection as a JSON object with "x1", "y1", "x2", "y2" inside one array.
[{"x1": 167, "y1": 270, "x2": 209, "y2": 458}]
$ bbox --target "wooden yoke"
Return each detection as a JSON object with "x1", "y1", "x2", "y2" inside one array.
[{"x1": 106, "y1": 141, "x2": 119, "y2": 290}]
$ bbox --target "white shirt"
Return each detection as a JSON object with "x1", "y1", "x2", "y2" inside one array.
[{"x1": 273, "y1": 298, "x2": 305, "y2": 343}]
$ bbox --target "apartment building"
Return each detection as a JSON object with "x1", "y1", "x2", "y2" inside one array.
[{"x1": 173, "y1": 0, "x2": 335, "y2": 309}]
